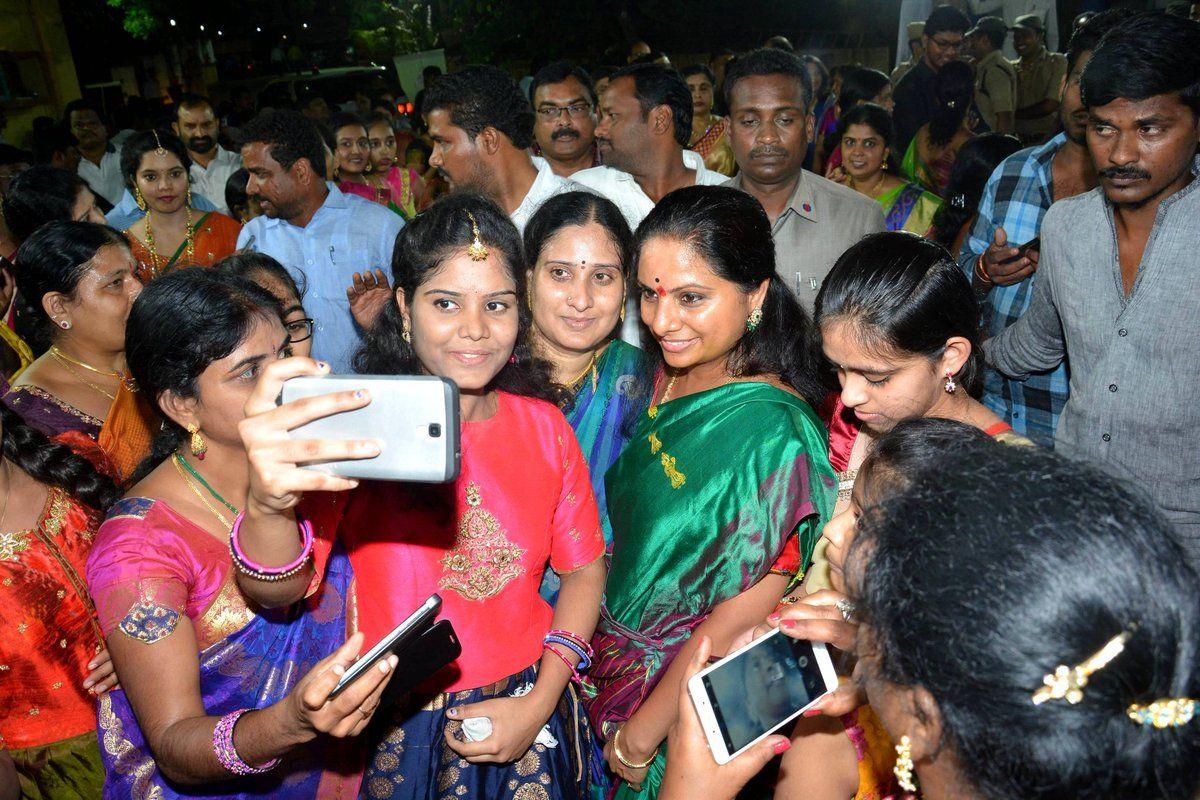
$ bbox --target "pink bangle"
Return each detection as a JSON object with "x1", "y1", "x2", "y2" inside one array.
[
  {"x1": 545, "y1": 629, "x2": 593, "y2": 659},
  {"x1": 544, "y1": 642, "x2": 582, "y2": 683},
  {"x1": 229, "y1": 511, "x2": 314, "y2": 582},
  {"x1": 213, "y1": 709, "x2": 279, "y2": 775}
]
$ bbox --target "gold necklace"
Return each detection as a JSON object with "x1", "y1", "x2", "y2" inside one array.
[
  {"x1": 51, "y1": 353, "x2": 116, "y2": 401},
  {"x1": 852, "y1": 170, "x2": 888, "y2": 198},
  {"x1": 172, "y1": 455, "x2": 236, "y2": 531},
  {"x1": 50, "y1": 347, "x2": 136, "y2": 393},
  {"x1": 144, "y1": 205, "x2": 195, "y2": 278},
  {"x1": 564, "y1": 351, "x2": 599, "y2": 393},
  {"x1": 647, "y1": 374, "x2": 677, "y2": 419}
]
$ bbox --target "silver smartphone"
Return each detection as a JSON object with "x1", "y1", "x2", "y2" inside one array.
[
  {"x1": 280, "y1": 374, "x2": 460, "y2": 482},
  {"x1": 687, "y1": 628, "x2": 838, "y2": 764}
]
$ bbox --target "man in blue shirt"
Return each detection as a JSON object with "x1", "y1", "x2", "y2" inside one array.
[{"x1": 236, "y1": 110, "x2": 403, "y2": 372}]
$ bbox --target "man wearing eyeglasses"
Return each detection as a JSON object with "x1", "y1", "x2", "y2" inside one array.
[
  {"x1": 529, "y1": 61, "x2": 601, "y2": 178},
  {"x1": 892, "y1": 5, "x2": 971, "y2": 152}
]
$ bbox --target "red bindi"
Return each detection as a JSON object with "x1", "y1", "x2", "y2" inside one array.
[{"x1": 655, "y1": 285, "x2": 667, "y2": 297}]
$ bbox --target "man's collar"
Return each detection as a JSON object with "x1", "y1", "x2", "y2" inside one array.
[{"x1": 783, "y1": 170, "x2": 818, "y2": 222}]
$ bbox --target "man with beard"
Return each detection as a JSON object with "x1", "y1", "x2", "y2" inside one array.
[
  {"x1": 572, "y1": 63, "x2": 726, "y2": 232},
  {"x1": 173, "y1": 93, "x2": 242, "y2": 215},
  {"x1": 236, "y1": 110, "x2": 403, "y2": 372},
  {"x1": 722, "y1": 49, "x2": 884, "y2": 311},
  {"x1": 986, "y1": 12, "x2": 1200, "y2": 562},
  {"x1": 529, "y1": 61, "x2": 600, "y2": 178},
  {"x1": 424, "y1": 65, "x2": 576, "y2": 233},
  {"x1": 961, "y1": 9, "x2": 1132, "y2": 447}
]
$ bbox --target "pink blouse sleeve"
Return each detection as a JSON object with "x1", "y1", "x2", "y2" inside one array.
[
  {"x1": 86, "y1": 502, "x2": 192, "y2": 643},
  {"x1": 548, "y1": 420, "x2": 605, "y2": 574}
]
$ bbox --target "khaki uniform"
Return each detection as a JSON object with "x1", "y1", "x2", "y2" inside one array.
[
  {"x1": 891, "y1": 59, "x2": 916, "y2": 85},
  {"x1": 975, "y1": 49, "x2": 1018, "y2": 132},
  {"x1": 1015, "y1": 46, "x2": 1067, "y2": 143}
]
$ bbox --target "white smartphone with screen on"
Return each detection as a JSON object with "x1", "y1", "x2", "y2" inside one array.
[
  {"x1": 687, "y1": 627, "x2": 838, "y2": 764},
  {"x1": 280, "y1": 374, "x2": 460, "y2": 482}
]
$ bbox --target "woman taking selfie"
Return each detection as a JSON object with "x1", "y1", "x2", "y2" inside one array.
[
  {"x1": 235, "y1": 194, "x2": 605, "y2": 799},
  {"x1": 524, "y1": 192, "x2": 653, "y2": 601},
  {"x1": 87, "y1": 269, "x2": 390, "y2": 798},
  {"x1": 586, "y1": 185, "x2": 834, "y2": 799},
  {"x1": 120, "y1": 131, "x2": 241, "y2": 282},
  {"x1": 5, "y1": 221, "x2": 155, "y2": 481}
]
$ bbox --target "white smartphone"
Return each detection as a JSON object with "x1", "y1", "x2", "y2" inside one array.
[
  {"x1": 328, "y1": 594, "x2": 442, "y2": 699},
  {"x1": 280, "y1": 374, "x2": 460, "y2": 482},
  {"x1": 687, "y1": 628, "x2": 838, "y2": 764}
]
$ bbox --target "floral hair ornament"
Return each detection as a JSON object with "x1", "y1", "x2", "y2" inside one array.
[
  {"x1": 151, "y1": 129, "x2": 167, "y2": 156},
  {"x1": 1127, "y1": 698, "x2": 1195, "y2": 729},
  {"x1": 1031, "y1": 629, "x2": 1131, "y2": 706},
  {"x1": 466, "y1": 211, "x2": 489, "y2": 261}
]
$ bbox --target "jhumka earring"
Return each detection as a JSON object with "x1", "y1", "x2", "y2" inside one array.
[
  {"x1": 894, "y1": 735, "x2": 917, "y2": 793},
  {"x1": 135, "y1": 187, "x2": 147, "y2": 211},
  {"x1": 401, "y1": 319, "x2": 412, "y2": 343},
  {"x1": 466, "y1": 211, "x2": 489, "y2": 261},
  {"x1": 943, "y1": 370, "x2": 957, "y2": 394},
  {"x1": 186, "y1": 423, "x2": 207, "y2": 460}
]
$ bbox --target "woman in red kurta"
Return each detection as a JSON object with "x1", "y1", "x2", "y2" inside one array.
[{"x1": 234, "y1": 193, "x2": 607, "y2": 800}]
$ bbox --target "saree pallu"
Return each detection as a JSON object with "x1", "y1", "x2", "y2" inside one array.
[
  {"x1": 689, "y1": 115, "x2": 737, "y2": 177},
  {"x1": 360, "y1": 664, "x2": 599, "y2": 800},
  {"x1": 127, "y1": 212, "x2": 242, "y2": 283},
  {"x1": 587, "y1": 382, "x2": 835, "y2": 798},
  {"x1": 96, "y1": 545, "x2": 358, "y2": 799},
  {"x1": 878, "y1": 182, "x2": 943, "y2": 238}
]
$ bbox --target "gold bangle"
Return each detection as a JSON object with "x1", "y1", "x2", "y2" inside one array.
[{"x1": 613, "y1": 725, "x2": 658, "y2": 770}]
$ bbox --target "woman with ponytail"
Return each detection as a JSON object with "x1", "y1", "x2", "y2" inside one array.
[
  {"x1": 901, "y1": 60, "x2": 977, "y2": 195},
  {"x1": 0, "y1": 387, "x2": 122, "y2": 798}
]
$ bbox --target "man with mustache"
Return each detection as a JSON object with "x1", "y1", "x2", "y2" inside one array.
[
  {"x1": 722, "y1": 48, "x2": 884, "y2": 312},
  {"x1": 961, "y1": 9, "x2": 1132, "y2": 447},
  {"x1": 173, "y1": 93, "x2": 242, "y2": 215},
  {"x1": 424, "y1": 65, "x2": 577, "y2": 233},
  {"x1": 986, "y1": 12, "x2": 1200, "y2": 564},
  {"x1": 529, "y1": 61, "x2": 600, "y2": 178}
]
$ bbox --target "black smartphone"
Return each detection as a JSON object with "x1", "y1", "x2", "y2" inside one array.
[
  {"x1": 379, "y1": 619, "x2": 462, "y2": 704},
  {"x1": 329, "y1": 594, "x2": 442, "y2": 699},
  {"x1": 1017, "y1": 236, "x2": 1040, "y2": 256}
]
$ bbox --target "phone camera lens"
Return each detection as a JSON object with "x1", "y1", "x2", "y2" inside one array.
[
  {"x1": 428, "y1": 423, "x2": 442, "y2": 437},
  {"x1": 798, "y1": 656, "x2": 809, "y2": 668}
]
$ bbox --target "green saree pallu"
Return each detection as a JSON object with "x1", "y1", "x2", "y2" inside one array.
[{"x1": 585, "y1": 382, "x2": 835, "y2": 798}]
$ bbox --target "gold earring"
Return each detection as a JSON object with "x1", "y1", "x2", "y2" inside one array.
[
  {"x1": 186, "y1": 423, "x2": 207, "y2": 460},
  {"x1": 401, "y1": 319, "x2": 412, "y2": 343},
  {"x1": 135, "y1": 187, "x2": 147, "y2": 211},
  {"x1": 619, "y1": 297, "x2": 626, "y2": 323},
  {"x1": 894, "y1": 735, "x2": 916, "y2": 793}
]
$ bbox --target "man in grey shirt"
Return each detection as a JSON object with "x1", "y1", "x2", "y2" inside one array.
[
  {"x1": 985, "y1": 14, "x2": 1200, "y2": 560},
  {"x1": 722, "y1": 49, "x2": 885, "y2": 312}
]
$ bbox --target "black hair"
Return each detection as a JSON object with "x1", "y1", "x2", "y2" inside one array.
[
  {"x1": 175, "y1": 92, "x2": 214, "y2": 117},
  {"x1": 931, "y1": 132, "x2": 1022, "y2": 249},
  {"x1": 815, "y1": 231, "x2": 982, "y2": 395},
  {"x1": 13, "y1": 221, "x2": 130, "y2": 340},
  {"x1": 529, "y1": 61, "x2": 598, "y2": 107},
  {"x1": 119, "y1": 129, "x2": 192, "y2": 190},
  {"x1": 30, "y1": 126, "x2": 77, "y2": 166},
  {"x1": 422, "y1": 65, "x2": 443, "y2": 81},
  {"x1": 635, "y1": 185, "x2": 825, "y2": 407},
  {"x1": 973, "y1": 24, "x2": 1007, "y2": 50},
  {"x1": 214, "y1": 251, "x2": 306, "y2": 303},
  {"x1": 680, "y1": 64, "x2": 718, "y2": 88},
  {"x1": 928, "y1": 60, "x2": 974, "y2": 147},
  {"x1": 855, "y1": 417, "x2": 994, "y2": 507},
  {"x1": 224, "y1": 168, "x2": 249, "y2": 220},
  {"x1": 800, "y1": 54, "x2": 830, "y2": 100},
  {"x1": 0, "y1": 403, "x2": 121, "y2": 510},
  {"x1": 240, "y1": 109, "x2": 328, "y2": 181},
  {"x1": 765, "y1": 36, "x2": 796, "y2": 53},
  {"x1": 836, "y1": 103, "x2": 902, "y2": 174},
  {"x1": 724, "y1": 48, "x2": 814, "y2": 112},
  {"x1": 364, "y1": 111, "x2": 394, "y2": 130},
  {"x1": 1065, "y1": 7, "x2": 1140, "y2": 76},
  {"x1": 924, "y1": 4, "x2": 971, "y2": 37},
  {"x1": 2, "y1": 167, "x2": 91, "y2": 243},
  {"x1": 849, "y1": 444, "x2": 1200, "y2": 800},
  {"x1": 838, "y1": 67, "x2": 891, "y2": 110},
  {"x1": 422, "y1": 65, "x2": 535, "y2": 149},
  {"x1": 329, "y1": 111, "x2": 368, "y2": 138},
  {"x1": 62, "y1": 98, "x2": 107, "y2": 127},
  {"x1": 608, "y1": 63, "x2": 693, "y2": 148},
  {"x1": 125, "y1": 268, "x2": 283, "y2": 481},
  {"x1": 354, "y1": 192, "x2": 561, "y2": 405},
  {"x1": 524, "y1": 191, "x2": 633, "y2": 280},
  {"x1": 1080, "y1": 12, "x2": 1200, "y2": 116}
]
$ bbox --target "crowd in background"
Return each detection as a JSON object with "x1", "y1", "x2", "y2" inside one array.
[{"x1": 1, "y1": 4, "x2": 1199, "y2": 800}]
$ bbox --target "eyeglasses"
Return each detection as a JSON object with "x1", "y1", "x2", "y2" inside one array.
[
  {"x1": 929, "y1": 36, "x2": 964, "y2": 50},
  {"x1": 536, "y1": 102, "x2": 593, "y2": 120},
  {"x1": 286, "y1": 317, "x2": 315, "y2": 343}
]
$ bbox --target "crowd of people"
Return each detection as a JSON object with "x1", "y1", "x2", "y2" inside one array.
[{"x1": 0, "y1": 5, "x2": 1198, "y2": 800}]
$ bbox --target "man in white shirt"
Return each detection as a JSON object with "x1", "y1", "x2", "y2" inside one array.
[
  {"x1": 573, "y1": 63, "x2": 726, "y2": 232},
  {"x1": 65, "y1": 99, "x2": 125, "y2": 207},
  {"x1": 423, "y1": 65, "x2": 577, "y2": 234},
  {"x1": 173, "y1": 94, "x2": 242, "y2": 215}
]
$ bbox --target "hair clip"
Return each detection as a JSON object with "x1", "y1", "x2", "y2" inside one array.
[
  {"x1": 465, "y1": 211, "x2": 489, "y2": 261},
  {"x1": 1127, "y1": 698, "x2": 1195, "y2": 729},
  {"x1": 1032, "y1": 630, "x2": 1131, "y2": 705}
]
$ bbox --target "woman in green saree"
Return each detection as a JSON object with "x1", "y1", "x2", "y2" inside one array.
[{"x1": 585, "y1": 186, "x2": 836, "y2": 798}]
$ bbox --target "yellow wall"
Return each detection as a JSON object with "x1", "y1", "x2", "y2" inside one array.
[{"x1": 0, "y1": 0, "x2": 81, "y2": 147}]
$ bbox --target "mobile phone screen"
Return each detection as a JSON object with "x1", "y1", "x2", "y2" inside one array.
[{"x1": 700, "y1": 633, "x2": 828, "y2": 755}]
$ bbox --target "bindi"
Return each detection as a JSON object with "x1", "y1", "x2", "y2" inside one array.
[{"x1": 655, "y1": 284, "x2": 666, "y2": 297}]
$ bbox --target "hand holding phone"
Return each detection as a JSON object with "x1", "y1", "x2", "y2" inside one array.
[
  {"x1": 981, "y1": 227, "x2": 1039, "y2": 288},
  {"x1": 329, "y1": 594, "x2": 443, "y2": 699}
]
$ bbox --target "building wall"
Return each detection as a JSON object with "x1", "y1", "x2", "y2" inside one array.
[{"x1": 0, "y1": 0, "x2": 82, "y2": 148}]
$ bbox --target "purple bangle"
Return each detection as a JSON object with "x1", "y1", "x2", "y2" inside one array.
[
  {"x1": 213, "y1": 709, "x2": 279, "y2": 775},
  {"x1": 229, "y1": 511, "x2": 314, "y2": 577}
]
